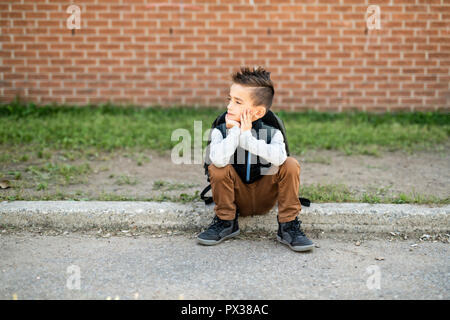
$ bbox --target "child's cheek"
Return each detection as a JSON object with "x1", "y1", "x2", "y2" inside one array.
[{"x1": 233, "y1": 113, "x2": 241, "y2": 121}]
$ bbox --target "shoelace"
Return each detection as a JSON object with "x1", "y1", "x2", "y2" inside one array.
[
  {"x1": 208, "y1": 216, "x2": 227, "y2": 232},
  {"x1": 286, "y1": 219, "x2": 306, "y2": 237}
]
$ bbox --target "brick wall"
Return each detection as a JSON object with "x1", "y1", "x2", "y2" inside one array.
[{"x1": 1, "y1": 0, "x2": 449, "y2": 112}]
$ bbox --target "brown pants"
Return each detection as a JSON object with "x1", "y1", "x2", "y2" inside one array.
[{"x1": 208, "y1": 156, "x2": 302, "y2": 223}]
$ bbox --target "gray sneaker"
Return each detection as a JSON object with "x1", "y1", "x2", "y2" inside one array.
[
  {"x1": 197, "y1": 214, "x2": 240, "y2": 246},
  {"x1": 277, "y1": 216, "x2": 314, "y2": 252}
]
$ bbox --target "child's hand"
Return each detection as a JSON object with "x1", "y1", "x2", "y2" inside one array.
[
  {"x1": 240, "y1": 109, "x2": 252, "y2": 133},
  {"x1": 225, "y1": 114, "x2": 241, "y2": 129}
]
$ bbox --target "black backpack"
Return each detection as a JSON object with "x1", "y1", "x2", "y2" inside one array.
[{"x1": 200, "y1": 110, "x2": 311, "y2": 207}]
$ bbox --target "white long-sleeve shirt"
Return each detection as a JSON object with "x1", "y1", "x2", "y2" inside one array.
[{"x1": 208, "y1": 124, "x2": 287, "y2": 168}]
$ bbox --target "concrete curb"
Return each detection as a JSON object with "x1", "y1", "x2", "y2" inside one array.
[{"x1": 1, "y1": 201, "x2": 449, "y2": 238}]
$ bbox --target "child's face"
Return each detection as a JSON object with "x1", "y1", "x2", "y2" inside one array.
[{"x1": 226, "y1": 83, "x2": 262, "y2": 122}]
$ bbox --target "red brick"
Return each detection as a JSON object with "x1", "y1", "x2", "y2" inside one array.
[{"x1": 0, "y1": 0, "x2": 446, "y2": 112}]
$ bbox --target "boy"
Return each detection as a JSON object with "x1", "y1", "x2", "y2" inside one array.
[{"x1": 197, "y1": 66, "x2": 314, "y2": 252}]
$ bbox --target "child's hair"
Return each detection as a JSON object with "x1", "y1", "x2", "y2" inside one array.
[{"x1": 231, "y1": 66, "x2": 275, "y2": 110}]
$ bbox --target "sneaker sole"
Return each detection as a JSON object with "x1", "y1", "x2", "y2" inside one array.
[
  {"x1": 197, "y1": 229, "x2": 240, "y2": 246},
  {"x1": 276, "y1": 235, "x2": 314, "y2": 252}
]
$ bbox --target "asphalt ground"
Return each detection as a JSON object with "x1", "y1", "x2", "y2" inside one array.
[{"x1": 0, "y1": 232, "x2": 448, "y2": 300}]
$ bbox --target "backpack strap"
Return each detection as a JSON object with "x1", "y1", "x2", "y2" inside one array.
[
  {"x1": 217, "y1": 122, "x2": 227, "y2": 138},
  {"x1": 257, "y1": 123, "x2": 276, "y2": 167},
  {"x1": 258, "y1": 123, "x2": 275, "y2": 144},
  {"x1": 200, "y1": 184, "x2": 214, "y2": 205},
  {"x1": 299, "y1": 197, "x2": 310, "y2": 207},
  {"x1": 203, "y1": 120, "x2": 226, "y2": 178}
]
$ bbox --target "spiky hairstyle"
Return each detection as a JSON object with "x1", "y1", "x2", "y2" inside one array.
[{"x1": 231, "y1": 66, "x2": 275, "y2": 110}]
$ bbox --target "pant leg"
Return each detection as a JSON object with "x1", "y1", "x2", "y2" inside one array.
[
  {"x1": 208, "y1": 164, "x2": 236, "y2": 220},
  {"x1": 241, "y1": 157, "x2": 302, "y2": 220},
  {"x1": 209, "y1": 163, "x2": 273, "y2": 219},
  {"x1": 208, "y1": 163, "x2": 253, "y2": 220},
  {"x1": 208, "y1": 157, "x2": 302, "y2": 222},
  {"x1": 244, "y1": 170, "x2": 278, "y2": 217},
  {"x1": 274, "y1": 156, "x2": 302, "y2": 223}
]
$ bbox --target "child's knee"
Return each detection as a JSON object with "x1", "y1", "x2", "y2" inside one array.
[
  {"x1": 281, "y1": 156, "x2": 300, "y2": 174},
  {"x1": 208, "y1": 163, "x2": 232, "y2": 180}
]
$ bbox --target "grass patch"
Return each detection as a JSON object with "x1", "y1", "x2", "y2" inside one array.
[
  {"x1": 114, "y1": 175, "x2": 138, "y2": 186},
  {"x1": 301, "y1": 183, "x2": 355, "y2": 202},
  {"x1": 1, "y1": 102, "x2": 448, "y2": 203},
  {"x1": 0, "y1": 189, "x2": 203, "y2": 204},
  {"x1": 24, "y1": 162, "x2": 92, "y2": 186},
  {"x1": 152, "y1": 180, "x2": 200, "y2": 191},
  {"x1": 1, "y1": 184, "x2": 448, "y2": 205},
  {"x1": 300, "y1": 183, "x2": 449, "y2": 205},
  {"x1": 277, "y1": 110, "x2": 449, "y2": 156},
  {"x1": 0, "y1": 102, "x2": 448, "y2": 158}
]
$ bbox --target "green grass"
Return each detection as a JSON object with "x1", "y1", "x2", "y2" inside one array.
[
  {"x1": 114, "y1": 175, "x2": 138, "y2": 186},
  {"x1": 277, "y1": 109, "x2": 449, "y2": 156},
  {"x1": 300, "y1": 183, "x2": 449, "y2": 205},
  {"x1": 0, "y1": 101, "x2": 448, "y2": 158},
  {"x1": 2, "y1": 184, "x2": 447, "y2": 205},
  {"x1": 152, "y1": 180, "x2": 200, "y2": 191},
  {"x1": 0, "y1": 101, "x2": 448, "y2": 205},
  {"x1": 26, "y1": 162, "x2": 92, "y2": 185}
]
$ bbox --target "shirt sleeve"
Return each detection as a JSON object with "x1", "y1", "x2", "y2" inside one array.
[
  {"x1": 208, "y1": 125, "x2": 240, "y2": 168},
  {"x1": 239, "y1": 129, "x2": 287, "y2": 166}
]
